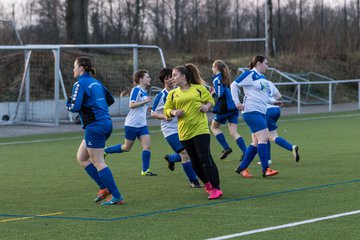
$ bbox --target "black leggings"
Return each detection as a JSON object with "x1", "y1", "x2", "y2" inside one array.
[{"x1": 181, "y1": 134, "x2": 220, "y2": 189}]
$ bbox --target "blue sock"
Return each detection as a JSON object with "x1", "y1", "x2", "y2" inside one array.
[
  {"x1": 239, "y1": 145, "x2": 258, "y2": 170},
  {"x1": 258, "y1": 143, "x2": 269, "y2": 172},
  {"x1": 168, "y1": 153, "x2": 182, "y2": 163},
  {"x1": 142, "y1": 150, "x2": 151, "y2": 172},
  {"x1": 85, "y1": 163, "x2": 105, "y2": 189},
  {"x1": 215, "y1": 133, "x2": 230, "y2": 150},
  {"x1": 275, "y1": 137, "x2": 293, "y2": 151},
  {"x1": 236, "y1": 136, "x2": 247, "y2": 153},
  {"x1": 105, "y1": 144, "x2": 123, "y2": 154},
  {"x1": 98, "y1": 167, "x2": 121, "y2": 199},
  {"x1": 182, "y1": 161, "x2": 197, "y2": 182},
  {"x1": 267, "y1": 140, "x2": 271, "y2": 160}
]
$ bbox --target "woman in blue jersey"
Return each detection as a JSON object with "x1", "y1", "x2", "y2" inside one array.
[
  {"x1": 66, "y1": 57, "x2": 123, "y2": 205},
  {"x1": 151, "y1": 68, "x2": 201, "y2": 188},
  {"x1": 231, "y1": 55, "x2": 279, "y2": 178},
  {"x1": 210, "y1": 60, "x2": 247, "y2": 161},
  {"x1": 105, "y1": 70, "x2": 156, "y2": 176}
]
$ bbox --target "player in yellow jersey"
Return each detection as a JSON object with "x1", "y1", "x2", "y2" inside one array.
[{"x1": 164, "y1": 63, "x2": 222, "y2": 200}]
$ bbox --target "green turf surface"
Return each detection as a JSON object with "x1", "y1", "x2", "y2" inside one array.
[{"x1": 0, "y1": 111, "x2": 359, "y2": 239}]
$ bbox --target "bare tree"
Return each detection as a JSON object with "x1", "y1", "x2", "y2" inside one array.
[
  {"x1": 65, "y1": 0, "x2": 89, "y2": 43},
  {"x1": 266, "y1": 0, "x2": 275, "y2": 56}
]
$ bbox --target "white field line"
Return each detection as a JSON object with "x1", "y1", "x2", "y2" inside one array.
[
  {"x1": 1, "y1": 113, "x2": 359, "y2": 146},
  {"x1": 206, "y1": 210, "x2": 360, "y2": 240}
]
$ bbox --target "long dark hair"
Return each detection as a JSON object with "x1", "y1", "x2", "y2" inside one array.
[
  {"x1": 213, "y1": 59, "x2": 231, "y2": 87},
  {"x1": 75, "y1": 57, "x2": 96, "y2": 75},
  {"x1": 173, "y1": 63, "x2": 205, "y2": 85},
  {"x1": 248, "y1": 55, "x2": 266, "y2": 69}
]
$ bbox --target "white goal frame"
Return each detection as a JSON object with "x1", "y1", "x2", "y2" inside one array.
[{"x1": 0, "y1": 44, "x2": 166, "y2": 127}]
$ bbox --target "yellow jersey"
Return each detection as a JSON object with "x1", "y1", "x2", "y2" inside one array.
[{"x1": 164, "y1": 84, "x2": 215, "y2": 141}]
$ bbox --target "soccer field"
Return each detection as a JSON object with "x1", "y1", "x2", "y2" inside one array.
[{"x1": 0, "y1": 111, "x2": 359, "y2": 240}]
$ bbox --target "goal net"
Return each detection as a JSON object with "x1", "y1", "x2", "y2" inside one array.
[{"x1": 0, "y1": 44, "x2": 166, "y2": 126}]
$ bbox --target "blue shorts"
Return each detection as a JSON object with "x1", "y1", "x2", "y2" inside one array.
[
  {"x1": 84, "y1": 118, "x2": 112, "y2": 148},
  {"x1": 124, "y1": 126, "x2": 149, "y2": 141},
  {"x1": 243, "y1": 111, "x2": 267, "y2": 133},
  {"x1": 213, "y1": 110, "x2": 239, "y2": 125},
  {"x1": 165, "y1": 133, "x2": 185, "y2": 153},
  {"x1": 266, "y1": 107, "x2": 281, "y2": 131}
]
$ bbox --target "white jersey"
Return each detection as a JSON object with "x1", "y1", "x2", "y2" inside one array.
[
  {"x1": 231, "y1": 69, "x2": 272, "y2": 114},
  {"x1": 151, "y1": 88, "x2": 178, "y2": 138},
  {"x1": 124, "y1": 85, "x2": 149, "y2": 127},
  {"x1": 267, "y1": 81, "x2": 280, "y2": 109}
]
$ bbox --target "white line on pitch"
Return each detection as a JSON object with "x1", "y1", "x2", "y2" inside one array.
[{"x1": 206, "y1": 210, "x2": 360, "y2": 240}]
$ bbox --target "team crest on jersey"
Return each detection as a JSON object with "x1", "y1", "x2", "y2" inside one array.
[{"x1": 260, "y1": 82, "x2": 271, "y2": 95}]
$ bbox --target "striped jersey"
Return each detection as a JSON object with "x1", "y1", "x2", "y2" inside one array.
[
  {"x1": 151, "y1": 88, "x2": 178, "y2": 138},
  {"x1": 231, "y1": 69, "x2": 272, "y2": 114},
  {"x1": 124, "y1": 85, "x2": 149, "y2": 127}
]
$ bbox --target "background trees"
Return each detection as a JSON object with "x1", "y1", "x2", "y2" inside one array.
[{"x1": 1, "y1": 0, "x2": 359, "y2": 58}]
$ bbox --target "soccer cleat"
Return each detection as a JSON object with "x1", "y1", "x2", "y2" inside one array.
[
  {"x1": 292, "y1": 145, "x2": 300, "y2": 162},
  {"x1": 204, "y1": 182, "x2": 213, "y2": 194},
  {"x1": 141, "y1": 169, "x2": 157, "y2": 176},
  {"x1": 100, "y1": 196, "x2": 124, "y2": 205},
  {"x1": 235, "y1": 167, "x2": 253, "y2": 178},
  {"x1": 94, "y1": 188, "x2": 110, "y2": 203},
  {"x1": 164, "y1": 155, "x2": 175, "y2": 171},
  {"x1": 263, "y1": 168, "x2": 279, "y2": 177},
  {"x1": 220, "y1": 148, "x2": 232, "y2": 160},
  {"x1": 208, "y1": 188, "x2": 223, "y2": 200},
  {"x1": 190, "y1": 180, "x2": 202, "y2": 188}
]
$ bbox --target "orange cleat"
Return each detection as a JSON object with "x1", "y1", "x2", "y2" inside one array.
[
  {"x1": 236, "y1": 167, "x2": 253, "y2": 178},
  {"x1": 94, "y1": 188, "x2": 110, "y2": 203},
  {"x1": 263, "y1": 168, "x2": 279, "y2": 177}
]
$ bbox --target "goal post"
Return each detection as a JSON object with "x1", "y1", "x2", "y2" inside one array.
[{"x1": 0, "y1": 44, "x2": 166, "y2": 127}]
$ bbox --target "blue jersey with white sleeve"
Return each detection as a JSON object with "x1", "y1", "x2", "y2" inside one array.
[
  {"x1": 212, "y1": 73, "x2": 237, "y2": 114},
  {"x1": 151, "y1": 88, "x2": 178, "y2": 138},
  {"x1": 231, "y1": 69, "x2": 272, "y2": 114},
  {"x1": 124, "y1": 85, "x2": 149, "y2": 127},
  {"x1": 66, "y1": 73, "x2": 111, "y2": 128}
]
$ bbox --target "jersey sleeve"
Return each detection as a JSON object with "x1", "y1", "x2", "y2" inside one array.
[
  {"x1": 66, "y1": 81, "x2": 85, "y2": 113},
  {"x1": 164, "y1": 90, "x2": 176, "y2": 117},
  {"x1": 233, "y1": 71, "x2": 253, "y2": 86},
  {"x1": 130, "y1": 87, "x2": 140, "y2": 102},
  {"x1": 200, "y1": 85, "x2": 215, "y2": 105},
  {"x1": 213, "y1": 76, "x2": 224, "y2": 98},
  {"x1": 151, "y1": 92, "x2": 163, "y2": 112}
]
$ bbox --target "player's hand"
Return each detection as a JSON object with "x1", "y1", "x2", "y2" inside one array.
[
  {"x1": 236, "y1": 103, "x2": 244, "y2": 111},
  {"x1": 144, "y1": 97, "x2": 152, "y2": 103},
  {"x1": 199, "y1": 104, "x2": 210, "y2": 113},
  {"x1": 172, "y1": 110, "x2": 184, "y2": 118}
]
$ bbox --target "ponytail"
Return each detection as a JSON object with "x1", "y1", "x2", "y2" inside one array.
[
  {"x1": 174, "y1": 63, "x2": 205, "y2": 85},
  {"x1": 248, "y1": 55, "x2": 266, "y2": 69},
  {"x1": 213, "y1": 60, "x2": 230, "y2": 87},
  {"x1": 75, "y1": 57, "x2": 96, "y2": 75}
]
